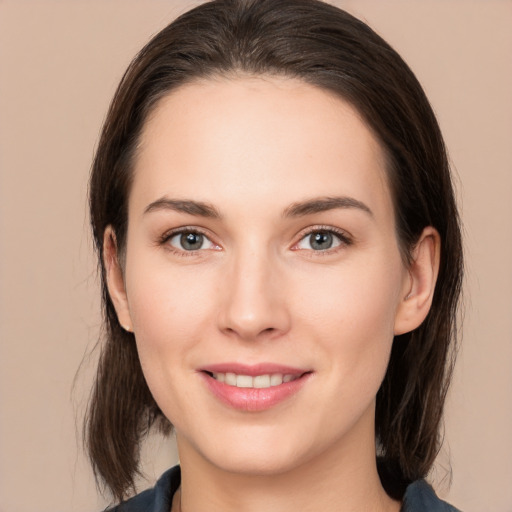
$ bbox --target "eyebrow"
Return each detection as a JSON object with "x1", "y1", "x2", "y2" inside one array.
[
  {"x1": 144, "y1": 198, "x2": 221, "y2": 218},
  {"x1": 143, "y1": 195, "x2": 373, "y2": 220},
  {"x1": 283, "y1": 196, "x2": 373, "y2": 218}
]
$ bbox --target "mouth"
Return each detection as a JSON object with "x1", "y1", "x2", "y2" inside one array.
[
  {"x1": 204, "y1": 371, "x2": 302, "y2": 389},
  {"x1": 199, "y1": 364, "x2": 312, "y2": 411}
]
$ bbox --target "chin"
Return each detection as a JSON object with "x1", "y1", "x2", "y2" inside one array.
[
  {"x1": 196, "y1": 427, "x2": 318, "y2": 477},
  {"x1": 212, "y1": 449, "x2": 305, "y2": 477}
]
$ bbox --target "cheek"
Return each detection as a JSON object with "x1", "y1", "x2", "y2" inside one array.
[
  {"x1": 124, "y1": 260, "x2": 222, "y2": 426},
  {"x1": 295, "y1": 252, "x2": 404, "y2": 382},
  {"x1": 298, "y1": 253, "x2": 403, "y2": 334},
  {"x1": 294, "y1": 263, "x2": 403, "y2": 438},
  {"x1": 124, "y1": 256, "x2": 218, "y2": 387},
  {"x1": 127, "y1": 253, "x2": 215, "y2": 334}
]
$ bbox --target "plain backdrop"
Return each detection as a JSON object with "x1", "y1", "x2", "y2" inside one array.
[{"x1": 0, "y1": 1, "x2": 511, "y2": 511}]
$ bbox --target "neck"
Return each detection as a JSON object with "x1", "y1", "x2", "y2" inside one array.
[{"x1": 175, "y1": 418, "x2": 401, "y2": 512}]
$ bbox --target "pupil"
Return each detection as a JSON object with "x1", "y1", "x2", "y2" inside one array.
[
  {"x1": 181, "y1": 232, "x2": 203, "y2": 250},
  {"x1": 311, "y1": 232, "x2": 332, "y2": 250}
]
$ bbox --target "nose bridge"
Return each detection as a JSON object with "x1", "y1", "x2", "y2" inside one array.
[{"x1": 218, "y1": 242, "x2": 289, "y2": 340}]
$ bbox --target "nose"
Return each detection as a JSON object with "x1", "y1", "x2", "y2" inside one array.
[{"x1": 217, "y1": 247, "x2": 291, "y2": 341}]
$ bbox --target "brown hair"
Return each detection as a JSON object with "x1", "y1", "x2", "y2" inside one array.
[{"x1": 86, "y1": 0, "x2": 463, "y2": 503}]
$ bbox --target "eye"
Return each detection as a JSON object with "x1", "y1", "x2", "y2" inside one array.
[
  {"x1": 294, "y1": 229, "x2": 349, "y2": 251},
  {"x1": 167, "y1": 230, "x2": 216, "y2": 251}
]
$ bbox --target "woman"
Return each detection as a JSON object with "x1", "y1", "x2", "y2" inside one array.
[{"x1": 86, "y1": 0, "x2": 463, "y2": 510}]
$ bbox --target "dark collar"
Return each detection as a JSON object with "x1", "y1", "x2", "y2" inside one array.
[{"x1": 112, "y1": 466, "x2": 460, "y2": 512}]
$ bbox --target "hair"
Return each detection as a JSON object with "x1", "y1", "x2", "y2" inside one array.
[{"x1": 86, "y1": 0, "x2": 463, "y2": 503}]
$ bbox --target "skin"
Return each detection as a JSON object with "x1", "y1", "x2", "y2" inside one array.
[{"x1": 105, "y1": 76, "x2": 440, "y2": 512}]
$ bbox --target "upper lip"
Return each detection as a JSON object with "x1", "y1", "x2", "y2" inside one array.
[{"x1": 200, "y1": 362, "x2": 310, "y2": 376}]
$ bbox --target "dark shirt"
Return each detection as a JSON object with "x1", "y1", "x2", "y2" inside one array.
[{"x1": 108, "y1": 466, "x2": 461, "y2": 512}]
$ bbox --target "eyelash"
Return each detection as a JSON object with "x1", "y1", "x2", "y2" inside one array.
[
  {"x1": 158, "y1": 227, "x2": 218, "y2": 257},
  {"x1": 158, "y1": 225, "x2": 353, "y2": 256},
  {"x1": 292, "y1": 225, "x2": 353, "y2": 255}
]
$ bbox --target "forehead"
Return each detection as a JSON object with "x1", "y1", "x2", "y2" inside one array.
[{"x1": 131, "y1": 76, "x2": 393, "y2": 220}]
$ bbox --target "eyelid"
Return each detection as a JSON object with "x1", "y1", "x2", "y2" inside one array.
[
  {"x1": 157, "y1": 224, "x2": 351, "y2": 255},
  {"x1": 291, "y1": 225, "x2": 353, "y2": 252},
  {"x1": 159, "y1": 226, "x2": 221, "y2": 253}
]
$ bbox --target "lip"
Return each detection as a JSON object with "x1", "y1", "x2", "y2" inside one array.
[
  {"x1": 201, "y1": 362, "x2": 307, "y2": 376},
  {"x1": 198, "y1": 362, "x2": 312, "y2": 412}
]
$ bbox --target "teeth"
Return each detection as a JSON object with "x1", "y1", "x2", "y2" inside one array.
[
  {"x1": 236, "y1": 375, "x2": 253, "y2": 388},
  {"x1": 211, "y1": 372, "x2": 298, "y2": 388},
  {"x1": 270, "y1": 374, "x2": 283, "y2": 386},
  {"x1": 254, "y1": 375, "x2": 271, "y2": 388},
  {"x1": 225, "y1": 372, "x2": 237, "y2": 386}
]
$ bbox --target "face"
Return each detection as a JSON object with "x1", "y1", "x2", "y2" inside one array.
[{"x1": 111, "y1": 76, "x2": 414, "y2": 476}]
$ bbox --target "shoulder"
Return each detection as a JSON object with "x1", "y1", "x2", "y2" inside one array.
[
  {"x1": 105, "y1": 466, "x2": 181, "y2": 512},
  {"x1": 402, "y1": 480, "x2": 461, "y2": 512}
]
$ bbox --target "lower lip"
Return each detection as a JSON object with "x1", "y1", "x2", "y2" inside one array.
[{"x1": 201, "y1": 373, "x2": 311, "y2": 412}]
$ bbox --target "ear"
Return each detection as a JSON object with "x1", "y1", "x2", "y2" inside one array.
[
  {"x1": 394, "y1": 227, "x2": 441, "y2": 335},
  {"x1": 103, "y1": 226, "x2": 133, "y2": 332}
]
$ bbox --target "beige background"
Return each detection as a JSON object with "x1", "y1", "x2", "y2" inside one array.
[{"x1": 1, "y1": 1, "x2": 511, "y2": 511}]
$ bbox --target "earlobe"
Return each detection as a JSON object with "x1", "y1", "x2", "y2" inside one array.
[
  {"x1": 394, "y1": 227, "x2": 441, "y2": 335},
  {"x1": 103, "y1": 226, "x2": 133, "y2": 332}
]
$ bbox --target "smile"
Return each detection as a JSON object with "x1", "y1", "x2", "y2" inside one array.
[
  {"x1": 209, "y1": 372, "x2": 300, "y2": 389},
  {"x1": 200, "y1": 364, "x2": 312, "y2": 411}
]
